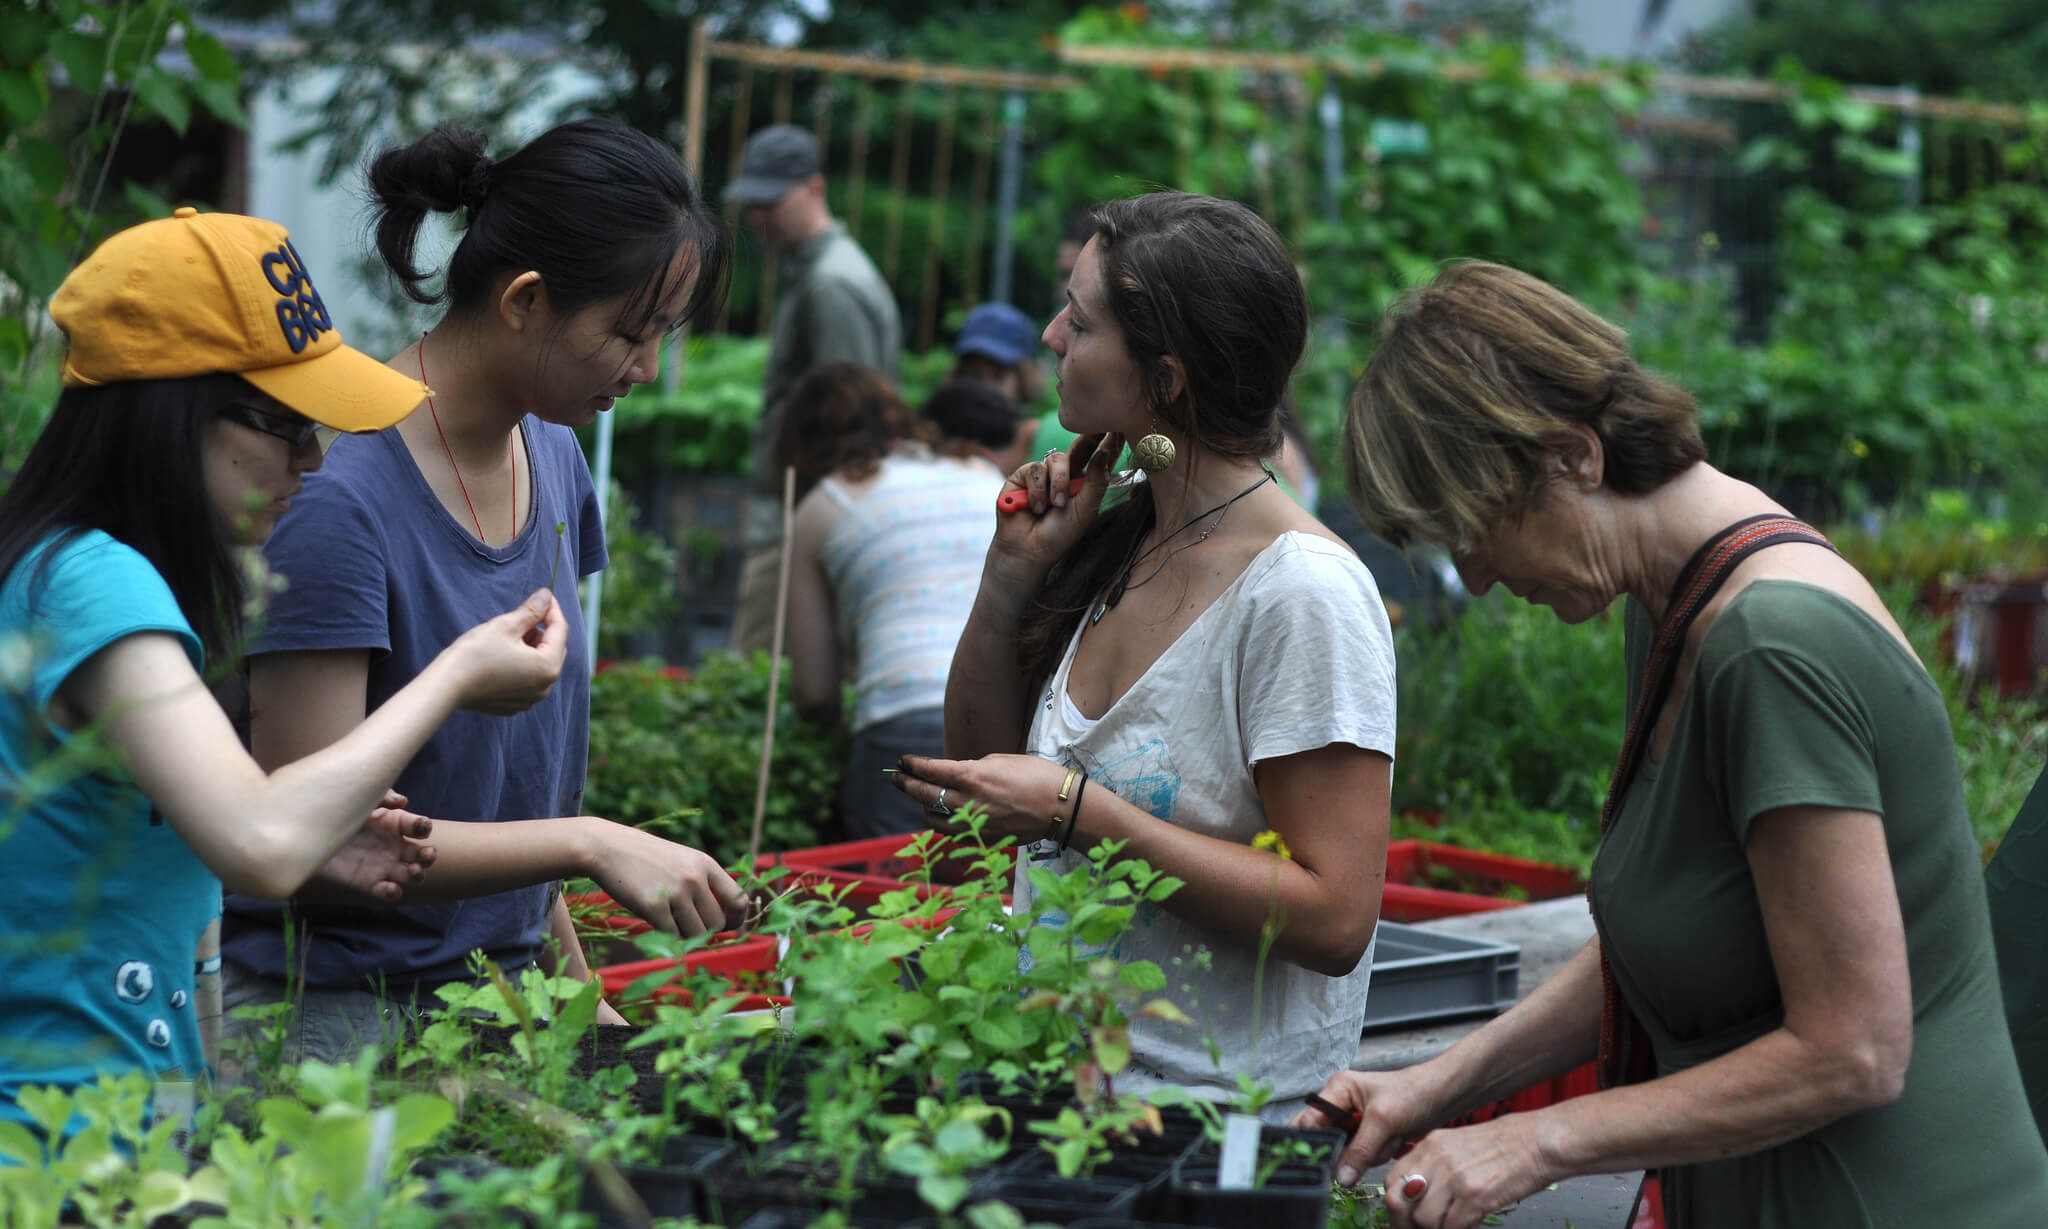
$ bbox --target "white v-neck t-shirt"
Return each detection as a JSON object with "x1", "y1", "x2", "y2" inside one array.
[{"x1": 1014, "y1": 531, "x2": 1397, "y2": 1116}]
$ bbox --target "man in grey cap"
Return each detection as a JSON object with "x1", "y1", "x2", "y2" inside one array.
[{"x1": 724, "y1": 124, "x2": 902, "y2": 654}]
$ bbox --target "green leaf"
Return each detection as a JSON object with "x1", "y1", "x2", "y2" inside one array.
[
  {"x1": 46, "y1": 30, "x2": 104, "y2": 91},
  {"x1": 1091, "y1": 1023, "x2": 1130, "y2": 1075},
  {"x1": 0, "y1": 10, "x2": 52, "y2": 65},
  {"x1": 384, "y1": 1094, "x2": 455, "y2": 1162},
  {"x1": 0, "y1": 1118, "x2": 45, "y2": 1166},
  {"x1": 0, "y1": 67, "x2": 47, "y2": 126},
  {"x1": 917, "y1": 1173, "x2": 970, "y2": 1214},
  {"x1": 131, "y1": 68, "x2": 190, "y2": 134},
  {"x1": 123, "y1": 179, "x2": 173, "y2": 220},
  {"x1": 1117, "y1": 961, "x2": 1166, "y2": 992},
  {"x1": 182, "y1": 28, "x2": 237, "y2": 81},
  {"x1": 17, "y1": 135, "x2": 66, "y2": 196},
  {"x1": 189, "y1": 76, "x2": 245, "y2": 127}
]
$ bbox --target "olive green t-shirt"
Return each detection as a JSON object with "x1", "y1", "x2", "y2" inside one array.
[
  {"x1": 1985, "y1": 760, "x2": 2048, "y2": 1139},
  {"x1": 1592, "y1": 581, "x2": 2048, "y2": 1228}
]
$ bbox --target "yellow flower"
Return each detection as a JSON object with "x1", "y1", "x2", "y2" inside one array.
[{"x1": 1252, "y1": 829, "x2": 1293, "y2": 859}]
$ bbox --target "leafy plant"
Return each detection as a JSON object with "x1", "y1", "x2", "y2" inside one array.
[
  {"x1": 2, "y1": 0, "x2": 246, "y2": 465},
  {"x1": 0, "y1": 1072, "x2": 224, "y2": 1227},
  {"x1": 584, "y1": 652, "x2": 849, "y2": 865}
]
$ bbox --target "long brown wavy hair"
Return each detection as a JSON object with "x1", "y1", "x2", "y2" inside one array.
[
  {"x1": 1015, "y1": 192, "x2": 1307, "y2": 691},
  {"x1": 770, "y1": 362, "x2": 978, "y2": 502}
]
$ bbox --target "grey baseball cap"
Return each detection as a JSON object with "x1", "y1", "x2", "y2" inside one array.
[{"x1": 723, "y1": 125, "x2": 821, "y2": 206}]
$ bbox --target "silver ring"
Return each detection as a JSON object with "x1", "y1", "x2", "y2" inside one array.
[
  {"x1": 929, "y1": 787, "x2": 953, "y2": 818},
  {"x1": 1400, "y1": 1172, "x2": 1429, "y2": 1199},
  {"x1": 1042, "y1": 448, "x2": 1058, "y2": 463}
]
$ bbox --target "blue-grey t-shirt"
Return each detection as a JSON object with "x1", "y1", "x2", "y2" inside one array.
[{"x1": 221, "y1": 418, "x2": 606, "y2": 991}]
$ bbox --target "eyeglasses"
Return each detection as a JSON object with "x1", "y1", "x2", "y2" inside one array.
[{"x1": 220, "y1": 403, "x2": 324, "y2": 451}]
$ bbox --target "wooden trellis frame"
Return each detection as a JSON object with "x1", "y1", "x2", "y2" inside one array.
[
  {"x1": 1054, "y1": 42, "x2": 2042, "y2": 129},
  {"x1": 680, "y1": 19, "x2": 1080, "y2": 349}
]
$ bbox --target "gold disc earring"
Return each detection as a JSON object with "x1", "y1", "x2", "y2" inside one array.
[{"x1": 1133, "y1": 419, "x2": 1177, "y2": 474}]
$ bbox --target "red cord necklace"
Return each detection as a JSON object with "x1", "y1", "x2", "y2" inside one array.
[{"x1": 417, "y1": 331, "x2": 515, "y2": 543}]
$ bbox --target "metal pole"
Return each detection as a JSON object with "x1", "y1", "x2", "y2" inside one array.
[
  {"x1": 1898, "y1": 85, "x2": 1923, "y2": 209},
  {"x1": 583, "y1": 398, "x2": 614, "y2": 671},
  {"x1": 1318, "y1": 77, "x2": 1344, "y2": 338},
  {"x1": 990, "y1": 89, "x2": 1025, "y2": 306}
]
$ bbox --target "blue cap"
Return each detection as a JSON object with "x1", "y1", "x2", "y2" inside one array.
[{"x1": 954, "y1": 302, "x2": 1039, "y2": 366}]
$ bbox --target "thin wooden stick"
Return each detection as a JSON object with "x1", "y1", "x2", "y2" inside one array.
[{"x1": 748, "y1": 466, "x2": 799, "y2": 868}]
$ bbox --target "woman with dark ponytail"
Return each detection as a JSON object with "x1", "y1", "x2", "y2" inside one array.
[
  {"x1": 890, "y1": 192, "x2": 1397, "y2": 1118},
  {"x1": 221, "y1": 118, "x2": 742, "y2": 1060}
]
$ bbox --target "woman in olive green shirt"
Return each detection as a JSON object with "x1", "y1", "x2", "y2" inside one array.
[{"x1": 1302, "y1": 259, "x2": 2048, "y2": 1229}]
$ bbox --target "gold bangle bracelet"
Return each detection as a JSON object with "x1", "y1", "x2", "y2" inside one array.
[{"x1": 1057, "y1": 766, "x2": 1081, "y2": 803}]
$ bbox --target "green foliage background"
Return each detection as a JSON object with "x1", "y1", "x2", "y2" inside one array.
[{"x1": 584, "y1": 655, "x2": 848, "y2": 867}]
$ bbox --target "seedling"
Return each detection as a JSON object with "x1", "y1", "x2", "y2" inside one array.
[{"x1": 548, "y1": 521, "x2": 567, "y2": 590}]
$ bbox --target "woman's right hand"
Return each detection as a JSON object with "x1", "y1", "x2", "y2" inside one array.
[
  {"x1": 581, "y1": 820, "x2": 750, "y2": 936},
  {"x1": 991, "y1": 432, "x2": 1124, "y2": 575},
  {"x1": 1295, "y1": 1066, "x2": 1444, "y2": 1186},
  {"x1": 444, "y1": 589, "x2": 569, "y2": 715}
]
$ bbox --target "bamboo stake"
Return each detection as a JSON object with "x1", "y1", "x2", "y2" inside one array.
[
  {"x1": 849, "y1": 80, "x2": 874, "y2": 247},
  {"x1": 756, "y1": 68, "x2": 796, "y2": 335},
  {"x1": 1055, "y1": 41, "x2": 2037, "y2": 128},
  {"x1": 682, "y1": 18, "x2": 709, "y2": 181},
  {"x1": 1175, "y1": 69, "x2": 1194, "y2": 190},
  {"x1": 963, "y1": 102, "x2": 994, "y2": 303},
  {"x1": 705, "y1": 39, "x2": 1079, "y2": 92},
  {"x1": 748, "y1": 466, "x2": 799, "y2": 869},
  {"x1": 717, "y1": 63, "x2": 755, "y2": 336},
  {"x1": 918, "y1": 85, "x2": 958, "y2": 351},
  {"x1": 884, "y1": 82, "x2": 917, "y2": 284}
]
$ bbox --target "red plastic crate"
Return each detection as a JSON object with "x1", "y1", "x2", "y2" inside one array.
[
  {"x1": 1380, "y1": 840, "x2": 1584, "y2": 923},
  {"x1": 595, "y1": 931, "x2": 783, "y2": 1010},
  {"x1": 754, "y1": 835, "x2": 1015, "y2": 910}
]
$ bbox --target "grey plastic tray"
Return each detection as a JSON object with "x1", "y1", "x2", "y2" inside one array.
[{"x1": 1361, "y1": 920, "x2": 1520, "y2": 1032}]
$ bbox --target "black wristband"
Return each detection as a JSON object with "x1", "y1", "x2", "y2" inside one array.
[{"x1": 1059, "y1": 774, "x2": 1087, "y2": 853}]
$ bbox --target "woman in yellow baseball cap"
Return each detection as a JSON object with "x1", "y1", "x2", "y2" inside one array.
[
  {"x1": 0, "y1": 208, "x2": 573, "y2": 1123},
  {"x1": 224, "y1": 117, "x2": 745, "y2": 1059}
]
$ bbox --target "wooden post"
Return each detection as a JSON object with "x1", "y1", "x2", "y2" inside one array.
[
  {"x1": 681, "y1": 17, "x2": 709, "y2": 181},
  {"x1": 918, "y1": 86, "x2": 958, "y2": 351},
  {"x1": 884, "y1": 82, "x2": 917, "y2": 285},
  {"x1": 848, "y1": 80, "x2": 874, "y2": 247},
  {"x1": 1175, "y1": 69, "x2": 1195, "y2": 190},
  {"x1": 716, "y1": 63, "x2": 755, "y2": 336},
  {"x1": 755, "y1": 68, "x2": 796, "y2": 335},
  {"x1": 1286, "y1": 75, "x2": 1311, "y2": 258},
  {"x1": 963, "y1": 101, "x2": 994, "y2": 304}
]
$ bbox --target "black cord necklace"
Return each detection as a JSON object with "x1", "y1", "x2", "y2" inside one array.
[{"x1": 1091, "y1": 471, "x2": 1275, "y2": 625}]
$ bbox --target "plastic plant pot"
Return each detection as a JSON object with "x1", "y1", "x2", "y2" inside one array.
[
  {"x1": 1162, "y1": 1125, "x2": 1344, "y2": 1229},
  {"x1": 577, "y1": 1134, "x2": 737, "y2": 1228}
]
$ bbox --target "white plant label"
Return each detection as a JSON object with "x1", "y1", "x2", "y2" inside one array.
[{"x1": 1218, "y1": 1112, "x2": 1262, "y2": 1189}]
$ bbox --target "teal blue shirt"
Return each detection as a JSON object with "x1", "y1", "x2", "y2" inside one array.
[{"x1": 0, "y1": 532, "x2": 216, "y2": 1123}]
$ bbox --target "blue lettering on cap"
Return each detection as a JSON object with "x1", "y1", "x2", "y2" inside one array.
[{"x1": 260, "y1": 239, "x2": 334, "y2": 355}]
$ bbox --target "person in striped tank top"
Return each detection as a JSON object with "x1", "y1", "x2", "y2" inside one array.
[{"x1": 775, "y1": 363, "x2": 1007, "y2": 838}]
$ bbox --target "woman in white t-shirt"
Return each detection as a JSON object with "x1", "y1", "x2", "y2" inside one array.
[
  {"x1": 892, "y1": 192, "x2": 1396, "y2": 1118},
  {"x1": 774, "y1": 364, "x2": 1005, "y2": 838}
]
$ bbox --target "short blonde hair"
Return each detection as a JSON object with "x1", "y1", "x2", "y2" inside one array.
[{"x1": 1344, "y1": 260, "x2": 1705, "y2": 553}]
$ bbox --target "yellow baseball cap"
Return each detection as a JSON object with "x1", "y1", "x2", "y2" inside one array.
[{"x1": 49, "y1": 207, "x2": 425, "y2": 433}]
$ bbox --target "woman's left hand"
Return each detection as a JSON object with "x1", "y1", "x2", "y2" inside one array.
[
  {"x1": 892, "y1": 753, "x2": 1077, "y2": 844},
  {"x1": 1377, "y1": 1116, "x2": 1557, "y2": 1229},
  {"x1": 309, "y1": 790, "x2": 437, "y2": 902}
]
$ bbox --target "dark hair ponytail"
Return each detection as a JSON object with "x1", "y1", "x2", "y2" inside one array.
[
  {"x1": 1016, "y1": 192, "x2": 1306, "y2": 689},
  {"x1": 368, "y1": 117, "x2": 729, "y2": 336},
  {"x1": 0, "y1": 376, "x2": 251, "y2": 668}
]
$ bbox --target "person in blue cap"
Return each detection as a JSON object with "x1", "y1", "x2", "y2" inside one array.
[{"x1": 950, "y1": 301, "x2": 1046, "y2": 409}]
